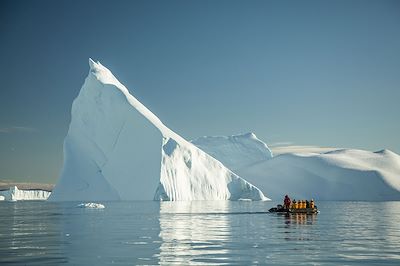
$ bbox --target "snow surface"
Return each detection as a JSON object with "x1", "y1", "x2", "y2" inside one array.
[
  {"x1": 271, "y1": 145, "x2": 338, "y2": 156},
  {"x1": 191, "y1": 133, "x2": 273, "y2": 171},
  {"x1": 49, "y1": 59, "x2": 267, "y2": 201},
  {"x1": 0, "y1": 186, "x2": 51, "y2": 201},
  {"x1": 196, "y1": 137, "x2": 400, "y2": 201}
]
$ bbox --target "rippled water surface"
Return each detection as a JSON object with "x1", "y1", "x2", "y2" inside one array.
[{"x1": 1, "y1": 201, "x2": 400, "y2": 265}]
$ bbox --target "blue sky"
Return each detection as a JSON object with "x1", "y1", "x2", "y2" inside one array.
[{"x1": 1, "y1": 0, "x2": 399, "y2": 183}]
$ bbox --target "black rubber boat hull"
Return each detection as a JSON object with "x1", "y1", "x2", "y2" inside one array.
[{"x1": 269, "y1": 207, "x2": 319, "y2": 214}]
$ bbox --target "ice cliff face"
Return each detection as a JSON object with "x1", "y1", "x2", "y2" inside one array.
[
  {"x1": 155, "y1": 137, "x2": 265, "y2": 200},
  {"x1": 0, "y1": 186, "x2": 51, "y2": 201},
  {"x1": 49, "y1": 59, "x2": 267, "y2": 201}
]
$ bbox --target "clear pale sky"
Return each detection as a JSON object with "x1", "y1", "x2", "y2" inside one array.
[{"x1": 1, "y1": 0, "x2": 399, "y2": 184}]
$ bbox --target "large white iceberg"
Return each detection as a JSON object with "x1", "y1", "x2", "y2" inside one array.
[
  {"x1": 49, "y1": 59, "x2": 267, "y2": 201},
  {"x1": 192, "y1": 135, "x2": 400, "y2": 201},
  {"x1": 0, "y1": 186, "x2": 51, "y2": 201}
]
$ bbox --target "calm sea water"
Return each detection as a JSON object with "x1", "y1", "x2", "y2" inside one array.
[{"x1": 1, "y1": 201, "x2": 400, "y2": 265}]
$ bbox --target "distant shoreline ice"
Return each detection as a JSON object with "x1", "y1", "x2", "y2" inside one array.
[{"x1": 0, "y1": 186, "x2": 51, "y2": 201}]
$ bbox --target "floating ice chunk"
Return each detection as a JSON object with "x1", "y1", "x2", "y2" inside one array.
[{"x1": 77, "y1": 202, "x2": 105, "y2": 209}]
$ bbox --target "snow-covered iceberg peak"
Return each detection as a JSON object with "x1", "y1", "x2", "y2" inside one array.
[
  {"x1": 191, "y1": 132, "x2": 273, "y2": 171},
  {"x1": 49, "y1": 59, "x2": 267, "y2": 201}
]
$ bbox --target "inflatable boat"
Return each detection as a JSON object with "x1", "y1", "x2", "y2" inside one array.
[{"x1": 269, "y1": 204, "x2": 319, "y2": 214}]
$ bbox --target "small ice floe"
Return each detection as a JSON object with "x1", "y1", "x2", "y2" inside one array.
[
  {"x1": 77, "y1": 202, "x2": 105, "y2": 209},
  {"x1": 238, "y1": 198, "x2": 252, "y2": 201}
]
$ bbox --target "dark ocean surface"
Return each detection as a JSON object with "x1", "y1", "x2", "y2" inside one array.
[{"x1": 1, "y1": 201, "x2": 399, "y2": 265}]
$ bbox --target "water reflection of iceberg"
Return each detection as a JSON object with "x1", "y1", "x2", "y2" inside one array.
[{"x1": 158, "y1": 201, "x2": 231, "y2": 265}]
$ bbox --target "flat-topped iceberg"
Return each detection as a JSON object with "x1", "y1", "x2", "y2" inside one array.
[
  {"x1": 195, "y1": 137, "x2": 400, "y2": 201},
  {"x1": 0, "y1": 186, "x2": 51, "y2": 201},
  {"x1": 243, "y1": 148, "x2": 400, "y2": 201},
  {"x1": 49, "y1": 59, "x2": 267, "y2": 202}
]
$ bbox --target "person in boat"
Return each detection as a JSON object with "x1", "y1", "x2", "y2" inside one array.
[{"x1": 284, "y1": 195, "x2": 291, "y2": 209}]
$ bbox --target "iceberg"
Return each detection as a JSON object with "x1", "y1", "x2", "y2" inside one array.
[
  {"x1": 242, "y1": 149, "x2": 400, "y2": 201},
  {"x1": 49, "y1": 59, "x2": 267, "y2": 201},
  {"x1": 193, "y1": 135, "x2": 400, "y2": 201},
  {"x1": 0, "y1": 186, "x2": 51, "y2": 201}
]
